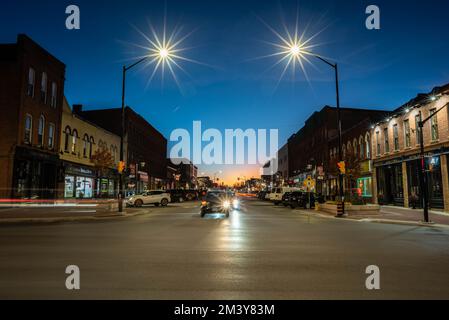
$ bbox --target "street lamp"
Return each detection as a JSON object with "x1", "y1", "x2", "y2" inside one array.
[
  {"x1": 258, "y1": 16, "x2": 346, "y2": 216},
  {"x1": 117, "y1": 24, "x2": 194, "y2": 212},
  {"x1": 285, "y1": 44, "x2": 345, "y2": 216},
  {"x1": 417, "y1": 94, "x2": 448, "y2": 222}
]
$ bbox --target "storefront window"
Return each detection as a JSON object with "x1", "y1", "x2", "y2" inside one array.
[
  {"x1": 428, "y1": 156, "x2": 443, "y2": 208},
  {"x1": 357, "y1": 177, "x2": 373, "y2": 197},
  {"x1": 108, "y1": 180, "x2": 115, "y2": 197},
  {"x1": 76, "y1": 177, "x2": 93, "y2": 198},
  {"x1": 100, "y1": 178, "x2": 109, "y2": 196},
  {"x1": 64, "y1": 175, "x2": 75, "y2": 198}
]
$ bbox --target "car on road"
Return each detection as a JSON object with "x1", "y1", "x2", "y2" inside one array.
[
  {"x1": 201, "y1": 190, "x2": 233, "y2": 218},
  {"x1": 270, "y1": 187, "x2": 302, "y2": 205},
  {"x1": 126, "y1": 190, "x2": 171, "y2": 207}
]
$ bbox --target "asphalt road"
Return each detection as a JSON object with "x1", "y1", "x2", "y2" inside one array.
[{"x1": 1, "y1": 198, "x2": 449, "y2": 299}]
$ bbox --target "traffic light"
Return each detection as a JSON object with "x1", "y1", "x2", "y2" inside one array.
[
  {"x1": 337, "y1": 161, "x2": 346, "y2": 175},
  {"x1": 118, "y1": 161, "x2": 126, "y2": 173}
]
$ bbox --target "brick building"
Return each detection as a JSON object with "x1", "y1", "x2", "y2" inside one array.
[
  {"x1": 0, "y1": 34, "x2": 65, "y2": 199},
  {"x1": 169, "y1": 158, "x2": 198, "y2": 189},
  {"x1": 277, "y1": 143, "x2": 289, "y2": 182},
  {"x1": 372, "y1": 84, "x2": 449, "y2": 210},
  {"x1": 287, "y1": 106, "x2": 388, "y2": 196},
  {"x1": 59, "y1": 98, "x2": 123, "y2": 199},
  {"x1": 328, "y1": 118, "x2": 384, "y2": 203},
  {"x1": 73, "y1": 105, "x2": 167, "y2": 193}
]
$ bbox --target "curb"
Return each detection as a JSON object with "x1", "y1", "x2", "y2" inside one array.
[
  {"x1": 0, "y1": 210, "x2": 149, "y2": 226},
  {"x1": 310, "y1": 210, "x2": 449, "y2": 229}
]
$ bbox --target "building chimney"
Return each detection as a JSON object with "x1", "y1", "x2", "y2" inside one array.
[{"x1": 73, "y1": 104, "x2": 83, "y2": 114}]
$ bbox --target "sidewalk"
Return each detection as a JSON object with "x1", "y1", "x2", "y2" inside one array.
[
  {"x1": 0, "y1": 202, "x2": 147, "y2": 225},
  {"x1": 317, "y1": 205, "x2": 449, "y2": 227}
]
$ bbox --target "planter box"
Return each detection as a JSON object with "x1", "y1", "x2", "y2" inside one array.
[{"x1": 318, "y1": 203, "x2": 381, "y2": 216}]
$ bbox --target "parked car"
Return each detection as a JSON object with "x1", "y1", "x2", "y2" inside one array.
[
  {"x1": 184, "y1": 189, "x2": 199, "y2": 201},
  {"x1": 281, "y1": 192, "x2": 292, "y2": 207},
  {"x1": 167, "y1": 189, "x2": 185, "y2": 203},
  {"x1": 257, "y1": 191, "x2": 267, "y2": 200},
  {"x1": 264, "y1": 191, "x2": 271, "y2": 201},
  {"x1": 126, "y1": 190, "x2": 171, "y2": 207},
  {"x1": 201, "y1": 190, "x2": 232, "y2": 217},
  {"x1": 288, "y1": 191, "x2": 315, "y2": 209},
  {"x1": 270, "y1": 187, "x2": 302, "y2": 205}
]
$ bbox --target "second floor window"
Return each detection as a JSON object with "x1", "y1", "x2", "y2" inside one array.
[
  {"x1": 404, "y1": 119, "x2": 411, "y2": 148},
  {"x1": 27, "y1": 68, "x2": 35, "y2": 97},
  {"x1": 24, "y1": 114, "x2": 32, "y2": 144},
  {"x1": 37, "y1": 116, "x2": 45, "y2": 146},
  {"x1": 430, "y1": 109, "x2": 439, "y2": 141},
  {"x1": 64, "y1": 127, "x2": 71, "y2": 152},
  {"x1": 415, "y1": 114, "x2": 422, "y2": 145},
  {"x1": 72, "y1": 130, "x2": 78, "y2": 154},
  {"x1": 51, "y1": 82, "x2": 57, "y2": 108},
  {"x1": 83, "y1": 135, "x2": 89, "y2": 157},
  {"x1": 393, "y1": 124, "x2": 399, "y2": 151},
  {"x1": 376, "y1": 132, "x2": 380, "y2": 156},
  {"x1": 359, "y1": 139, "x2": 364, "y2": 159},
  {"x1": 366, "y1": 135, "x2": 371, "y2": 159},
  {"x1": 48, "y1": 123, "x2": 55, "y2": 149},
  {"x1": 384, "y1": 128, "x2": 390, "y2": 154},
  {"x1": 41, "y1": 72, "x2": 47, "y2": 103}
]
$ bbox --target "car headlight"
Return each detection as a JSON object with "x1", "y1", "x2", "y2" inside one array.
[
  {"x1": 128, "y1": 197, "x2": 134, "y2": 201},
  {"x1": 223, "y1": 200, "x2": 231, "y2": 209},
  {"x1": 232, "y1": 199, "x2": 239, "y2": 207}
]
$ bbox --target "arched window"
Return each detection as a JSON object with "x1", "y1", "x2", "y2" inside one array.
[
  {"x1": 111, "y1": 145, "x2": 116, "y2": 162},
  {"x1": 64, "y1": 126, "x2": 71, "y2": 152},
  {"x1": 41, "y1": 72, "x2": 47, "y2": 103},
  {"x1": 353, "y1": 139, "x2": 358, "y2": 158},
  {"x1": 72, "y1": 129, "x2": 78, "y2": 153},
  {"x1": 365, "y1": 133, "x2": 371, "y2": 159},
  {"x1": 37, "y1": 115, "x2": 45, "y2": 146},
  {"x1": 83, "y1": 134, "x2": 89, "y2": 157},
  {"x1": 89, "y1": 137, "x2": 94, "y2": 158},
  {"x1": 24, "y1": 114, "x2": 33, "y2": 144},
  {"x1": 359, "y1": 136, "x2": 364, "y2": 159}
]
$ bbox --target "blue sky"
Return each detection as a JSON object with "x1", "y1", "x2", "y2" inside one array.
[{"x1": 2, "y1": 0, "x2": 449, "y2": 182}]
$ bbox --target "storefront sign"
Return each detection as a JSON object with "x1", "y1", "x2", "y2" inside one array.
[
  {"x1": 139, "y1": 171, "x2": 149, "y2": 183},
  {"x1": 65, "y1": 163, "x2": 95, "y2": 177}
]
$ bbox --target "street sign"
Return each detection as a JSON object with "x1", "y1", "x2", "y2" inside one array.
[{"x1": 303, "y1": 176, "x2": 316, "y2": 192}]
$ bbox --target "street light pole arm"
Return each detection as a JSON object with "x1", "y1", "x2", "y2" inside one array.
[
  {"x1": 420, "y1": 102, "x2": 449, "y2": 126},
  {"x1": 313, "y1": 54, "x2": 337, "y2": 69},
  {"x1": 125, "y1": 56, "x2": 149, "y2": 72}
]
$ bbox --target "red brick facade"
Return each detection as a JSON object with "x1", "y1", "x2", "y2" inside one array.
[{"x1": 0, "y1": 35, "x2": 65, "y2": 198}]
